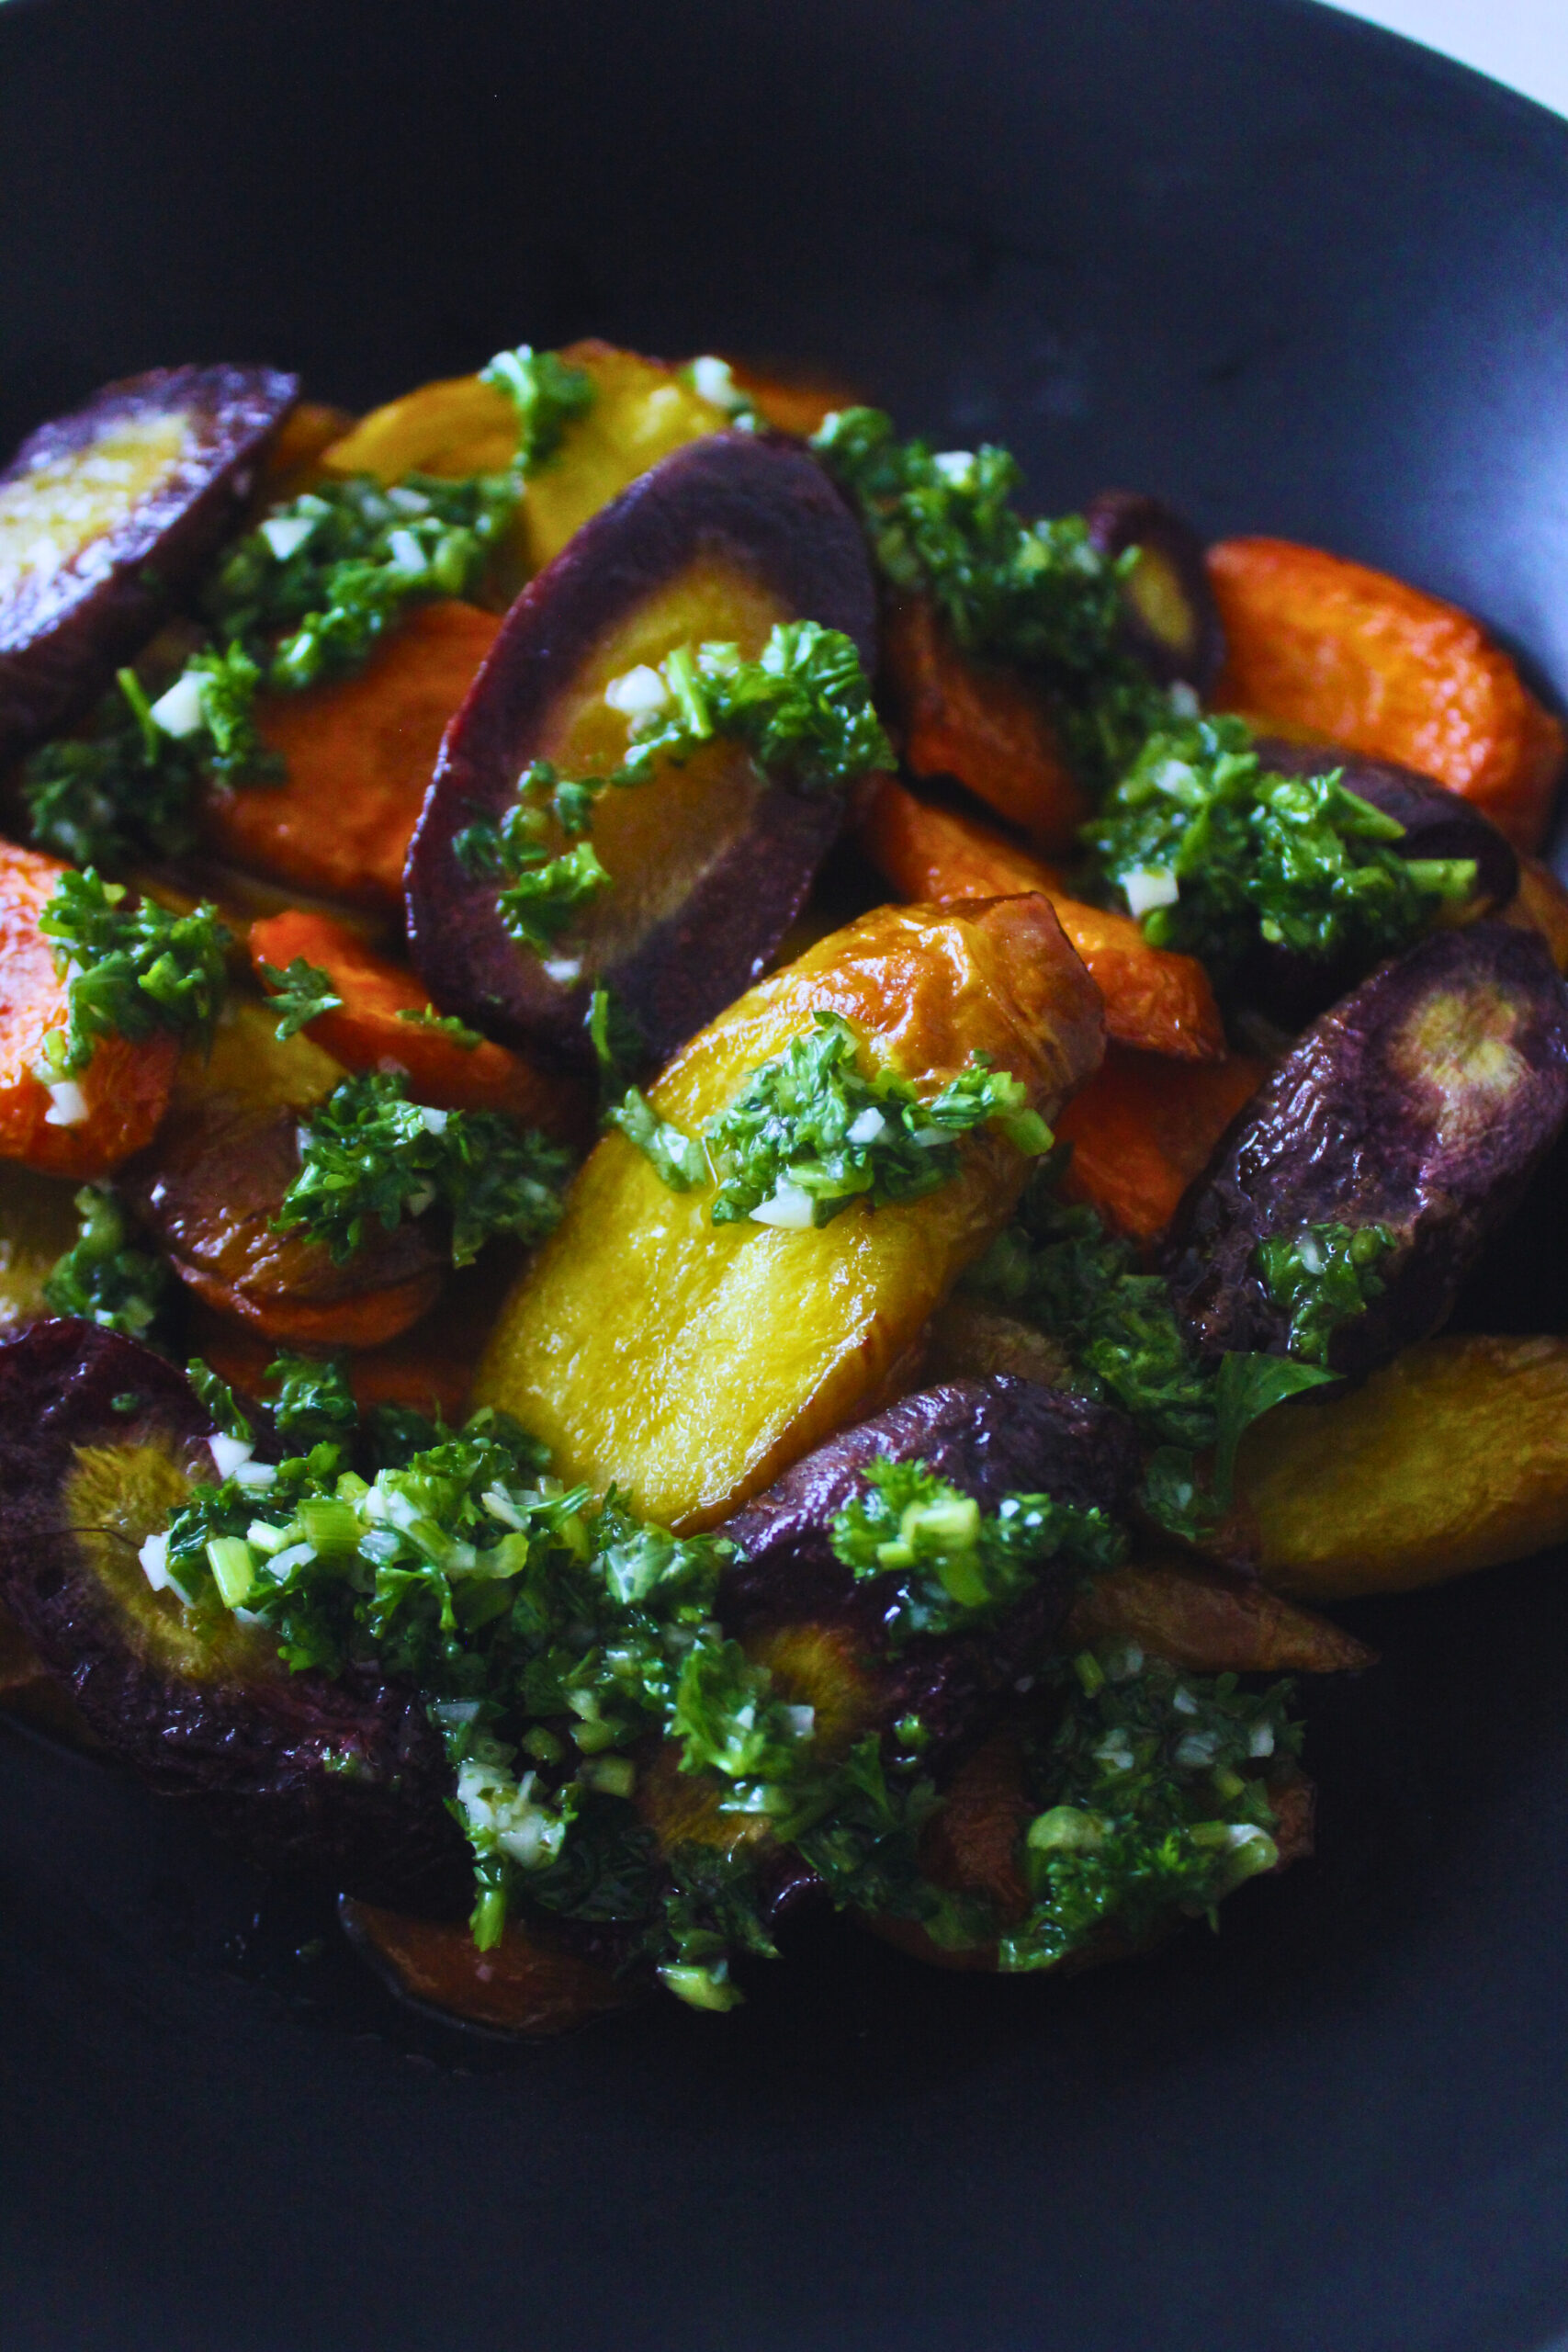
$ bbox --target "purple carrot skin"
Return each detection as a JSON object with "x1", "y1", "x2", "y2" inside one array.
[
  {"x1": 405, "y1": 430, "x2": 878, "y2": 1071},
  {"x1": 1162, "y1": 922, "x2": 1568, "y2": 1373},
  {"x1": 0, "y1": 366, "x2": 299, "y2": 764},
  {"x1": 1235, "y1": 738, "x2": 1521, "y2": 1024},
  {"x1": 718, "y1": 1376, "x2": 1140, "y2": 1756},
  {"x1": 0, "y1": 1322, "x2": 471, "y2": 1913},
  {"x1": 1084, "y1": 491, "x2": 1225, "y2": 693}
]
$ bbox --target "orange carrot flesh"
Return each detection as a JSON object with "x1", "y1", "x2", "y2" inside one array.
[
  {"x1": 173, "y1": 1260, "x2": 443, "y2": 1351},
  {"x1": 203, "y1": 599, "x2": 502, "y2": 907},
  {"x1": 880, "y1": 594, "x2": 1091, "y2": 852},
  {"x1": 0, "y1": 840, "x2": 180, "y2": 1178},
  {"x1": 249, "y1": 908, "x2": 590, "y2": 1137},
  {"x1": 722, "y1": 361, "x2": 860, "y2": 438},
  {"x1": 1208, "y1": 537, "x2": 1566, "y2": 854},
  {"x1": 187, "y1": 1283, "x2": 487, "y2": 1425},
  {"x1": 1505, "y1": 859, "x2": 1568, "y2": 975},
  {"x1": 1055, "y1": 1045, "x2": 1269, "y2": 1241},
  {"x1": 860, "y1": 777, "x2": 1225, "y2": 1062}
]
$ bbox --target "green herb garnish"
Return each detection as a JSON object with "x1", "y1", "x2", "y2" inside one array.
[
  {"x1": 999, "y1": 1648, "x2": 1299, "y2": 1970},
  {"x1": 479, "y1": 344, "x2": 597, "y2": 474},
  {"x1": 829, "y1": 1457, "x2": 1123, "y2": 1642},
  {"x1": 393, "y1": 1006, "x2": 484, "y2": 1050},
  {"x1": 1255, "y1": 1220, "x2": 1396, "y2": 1367},
  {"x1": 611, "y1": 1009, "x2": 1051, "y2": 1228},
  {"x1": 258, "y1": 956, "x2": 344, "y2": 1042},
  {"x1": 42, "y1": 1186, "x2": 175, "y2": 1345},
  {"x1": 1083, "y1": 714, "x2": 1480, "y2": 986},
  {"x1": 273, "y1": 1069, "x2": 571, "y2": 1266},
  {"x1": 38, "y1": 868, "x2": 231, "y2": 1078},
  {"x1": 964, "y1": 1170, "x2": 1335, "y2": 1538}
]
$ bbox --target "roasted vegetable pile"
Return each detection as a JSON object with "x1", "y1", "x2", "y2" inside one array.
[{"x1": 0, "y1": 341, "x2": 1565, "y2": 2031}]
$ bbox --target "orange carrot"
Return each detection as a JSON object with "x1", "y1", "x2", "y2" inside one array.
[
  {"x1": 203, "y1": 599, "x2": 501, "y2": 907},
  {"x1": 722, "y1": 360, "x2": 859, "y2": 438},
  {"x1": 861, "y1": 777, "x2": 1225, "y2": 1062},
  {"x1": 1505, "y1": 859, "x2": 1568, "y2": 975},
  {"x1": 1055, "y1": 1045, "x2": 1268, "y2": 1241},
  {"x1": 174, "y1": 1261, "x2": 442, "y2": 1351},
  {"x1": 248, "y1": 908, "x2": 590, "y2": 1137},
  {"x1": 880, "y1": 594, "x2": 1091, "y2": 852},
  {"x1": 260, "y1": 400, "x2": 357, "y2": 494},
  {"x1": 0, "y1": 840, "x2": 180, "y2": 1179},
  {"x1": 1208, "y1": 537, "x2": 1566, "y2": 854},
  {"x1": 187, "y1": 1281, "x2": 486, "y2": 1425},
  {"x1": 343, "y1": 1901, "x2": 632, "y2": 2032}
]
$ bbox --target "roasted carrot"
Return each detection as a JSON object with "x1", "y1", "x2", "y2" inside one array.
[
  {"x1": 203, "y1": 599, "x2": 501, "y2": 907},
  {"x1": 1062, "y1": 1557, "x2": 1374, "y2": 1674},
  {"x1": 861, "y1": 777, "x2": 1225, "y2": 1061},
  {"x1": 260, "y1": 400, "x2": 357, "y2": 494},
  {"x1": 187, "y1": 1266, "x2": 496, "y2": 1424},
  {"x1": 1055, "y1": 1045, "x2": 1268, "y2": 1240},
  {"x1": 1505, "y1": 858, "x2": 1568, "y2": 975},
  {"x1": 342, "y1": 1901, "x2": 633, "y2": 2032},
  {"x1": 880, "y1": 594, "x2": 1091, "y2": 851},
  {"x1": 175, "y1": 1261, "x2": 442, "y2": 1351},
  {"x1": 249, "y1": 908, "x2": 590, "y2": 1136},
  {"x1": 0, "y1": 840, "x2": 180, "y2": 1179},
  {"x1": 1208, "y1": 537, "x2": 1566, "y2": 854},
  {"x1": 722, "y1": 360, "x2": 859, "y2": 438}
]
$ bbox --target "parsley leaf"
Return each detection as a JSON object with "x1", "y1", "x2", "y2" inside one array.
[
  {"x1": 1082, "y1": 715, "x2": 1480, "y2": 985},
  {"x1": 38, "y1": 869, "x2": 231, "y2": 1079},
  {"x1": 393, "y1": 1006, "x2": 483, "y2": 1050},
  {"x1": 186, "y1": 1357, "x2": 252, "y2": 1442},
  {"x1": 265, "y1": 1351, "x2": 359, "y2": 1452},
  {"x1": 258, "y1": 956, "x2": 344, "y2": 1041},
  {"x1": 42, "y1": 1185, "x2": 175, "y2": 1345},
  {"x1": 273, "y1": 1069, "x2": 571, "y2": 1266},
  {"x1": 615, "y1": 1011, "x2": 1050, "y2": 1229}
]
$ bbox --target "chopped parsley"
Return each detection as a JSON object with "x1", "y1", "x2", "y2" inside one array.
[
  {"x1": 186, "y1": 1356, "x2": 252, "y2": 1442},
  {"x1": 1082, "y1": 715, "x2": 1480, "y2": 986},
  {"x1": 479, "y1": 344, "x2": 596, "y2": 473},
  {"x1": 455, "y1": 623, "x2": 891, "y2": 957},
  {"x1": 1255, "y1": 1220, "x2": 1396, "y2": 1366},
  {"x1": 38, "y1": 869, "x2": 231, "y2": 1079},
  {"x1": 274, "y1": 1070, "x2": 571, "y2": 1267},
  {"x1": 42, "y1": 1186, "x2": 175, "y2": 1345},
  {"x1": 257, "y1": 956, "x2": 343, "y2": 1042},
  {"x1": 964, "y1": 1169, "x2": 1334, "y2": 1538},
  {"x1": 999, "y1": 1647, "x2": 1299, "y2": 1970},
  {"x1": 610, "y1": 1010, "x2": 1052, "y2": 1228},
  {"x1": 829, "y1": 1457, "x2": 1123, "y2": 1642}
]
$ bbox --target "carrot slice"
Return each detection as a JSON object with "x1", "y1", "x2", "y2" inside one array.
[
  {"x1": 722, "y1": 360, "x2": 858, "y2": 438},
  {"x1": 173, "y1": 1260, "x2": 442, "y2": 1350},
  {"x1": 203, "y1": 599, "x2": 502, "y2": 906},
  {"x1": 861, "y1": 777, "x2": 1224, "y2": 1062},
  {"x1": 1208, "y1": 537, "x2": 1566, "y2": 854},
  {"x1": 0, "y1": 839, "x2": 180, "y2": 1178},
  {"x1": 343, "y1": 1901, "x2": 633, "y2": 2032},
  {"x1": 1055, "y1": 1045, "x2": 1269, "y2": 1241},
  {"x1": 880, "y1": 594, "x2": 1091, "y2": 852},
  {"x1": 186, "y1": 1264, "x2": 498, "y2": 1424},
  {"x1": 1505, "y1": 858, "x2": 1568, "y2": 975},
  {"x1": 248, "y1": 908, "x2": 590, "y2": 1136}
]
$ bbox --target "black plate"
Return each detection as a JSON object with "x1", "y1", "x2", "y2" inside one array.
[{"x1": 5, "y1": 4, "x2": 1568, "y2": 2346}]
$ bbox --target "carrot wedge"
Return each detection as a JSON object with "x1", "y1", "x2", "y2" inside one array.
[
  {"x1": 0, "y1": 840, "x2": 179, "y2": 1178},
  {"x1": 203, "y1": 598, "x2": 501, "y2": 907},
  {"x1": 861, "y1": 777, "x2": 1225, "y2": 1061},
  {"x1": 249, "y1": 908, "x2": 589, "y2": 1136},
  {"x1": 1055, "y1": 1044, "x2": 1268, "y2": 1240},
  {"x1": 880, "y1": 594, "x2": 1091, "y2": 852},
  {"x1": 1208, "y1": 537, "x2": 1566, "y2": 854}
]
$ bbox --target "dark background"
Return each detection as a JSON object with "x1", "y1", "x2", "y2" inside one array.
[{"x1": 5, "y1": 3, "x2": 1568, "y2": 2347}]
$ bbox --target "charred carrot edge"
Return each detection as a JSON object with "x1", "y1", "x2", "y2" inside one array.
[
  {"x1": 860, "y1": 778, "x2": 1225, "y2": 1063},
  {"x1": 343, "y1": 1900, "x2": 635, "y2": 2032},
  {"x1": 172, "y1": 1260, "x2": 443, "y2": 1351},
  {"x1": 249, "y1": 908, "x2": 590, "y2": 1137},
  {"x1": 1208, "y1": 537, "x2": 1566, "y2": 854},
  {"x1": 0, "y1": 840, "x2": 182, "y2": 1178},
  {"x1": 203, "y1": 600, "x2": 502, "y2": 908},
  {"x1": 1062, "y1": 1557, "x2": 1375, "y2": 1674},
  {"x1": 1055, "y1": 1045, "x2": 1269, "y2": 1241},
  {"x1": 880, "y1": 594, "x2": 1092, "y2": 853}
]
